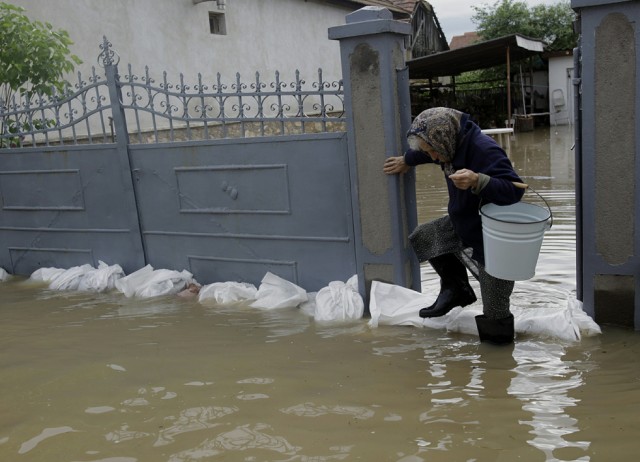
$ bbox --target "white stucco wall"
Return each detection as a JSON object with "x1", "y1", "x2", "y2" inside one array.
[
  {"x1": 10, "y1": 0, "x2": 350, "y2": 85},
  {"x1": 548, "y1": 54, "x2": 575, "y2": 125}
]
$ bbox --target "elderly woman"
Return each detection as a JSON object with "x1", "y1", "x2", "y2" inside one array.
[{"x1": 383, "y1": 107, "x2": 524, "y2": 345}]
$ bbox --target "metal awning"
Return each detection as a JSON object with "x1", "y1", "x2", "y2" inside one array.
[
  {"x1": 407, "y1": 34, "x2": 546, "y2": 79},
  {"x1": 407, "y1": 34, "x2": 546, "y2": 124}
]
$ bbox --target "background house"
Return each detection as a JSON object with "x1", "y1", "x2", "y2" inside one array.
[
  {"x1": 404, "y1": 0, "x2": 448, "y2": 58},
  {"x1": 547, "y1": 50, "x2": 574, "y2": 126},
  {"x1": 9, "y1": 0, "x2": 410, "y2": 89},
  {"x1": 7, "y1": 0, "x2": 410, "y2": 138}
]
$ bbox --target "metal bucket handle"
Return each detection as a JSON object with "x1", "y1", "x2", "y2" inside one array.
[{"x1": 479, "y1": 182, "x2": 553, "y2": 229}]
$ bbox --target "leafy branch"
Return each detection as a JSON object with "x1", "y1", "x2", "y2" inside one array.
[{"x1": 0, "y1": 1, "x2": 81, "y2": 146}]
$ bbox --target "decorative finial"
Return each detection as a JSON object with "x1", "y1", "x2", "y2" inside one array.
[{"x1": 98, "y1": 36, "x2": 120, "y2": 67}]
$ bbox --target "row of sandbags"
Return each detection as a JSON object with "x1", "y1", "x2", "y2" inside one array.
[
  {"x1": 0, "y1": 263, "x2": 601, "y2": 339},
  {"x1": 1, "y1": 262, "x2": 364, "y2": 322}
]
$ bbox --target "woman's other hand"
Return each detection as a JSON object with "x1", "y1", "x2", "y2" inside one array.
[
  {"x1": 448, "y1": 169, "x2": 479, "y2": 190},
  {"x1": 383, "y1": 156, "x2": 410, "y2": 175}
]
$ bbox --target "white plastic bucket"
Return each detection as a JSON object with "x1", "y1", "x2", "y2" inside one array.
[{"x1": 480, "y1": 200, "x2": 551, "y2": 281}]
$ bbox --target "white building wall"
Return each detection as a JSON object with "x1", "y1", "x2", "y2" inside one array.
[
  {"x1": 10, "y1": 0, "x2": 350, "y2": 85},
  {"x1": 548, "y1": 54, "x2": 575, "y2": 126}
]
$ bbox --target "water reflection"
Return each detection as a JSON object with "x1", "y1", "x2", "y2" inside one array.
[{"x1": 510, "y1": 341, "x2": 591, "y2": 462}]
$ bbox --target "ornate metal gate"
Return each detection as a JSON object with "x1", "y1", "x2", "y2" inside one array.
[{"x1": 0, "y1": 39, "x2": 355, "y2": 291}]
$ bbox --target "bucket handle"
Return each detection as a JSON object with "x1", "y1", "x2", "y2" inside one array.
[
  {"x1": 479, "y1": 182, "x2": 553, "y2": 229},
  {"x1": 512, "y1": 182, "x2": 553, "y2": 229}
]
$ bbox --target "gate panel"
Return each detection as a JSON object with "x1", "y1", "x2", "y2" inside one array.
[
  {"x1": 0, "y1": 145, "x2": 146, "y2": 275},
  {"x1": 129, "y1": 133, "x2": 355, "y2": 291}
]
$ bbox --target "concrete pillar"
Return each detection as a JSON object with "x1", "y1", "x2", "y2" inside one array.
[
  {"x1": 572, "y1": 0, "x2": 640, "y2": 329},
  {"x1": 329, "y1": 7, "x2": 419, "y2": 307}
]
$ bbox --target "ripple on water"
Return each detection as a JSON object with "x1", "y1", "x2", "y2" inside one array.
[
  {"x1": 166, "y1": 423, "x2": 301, "y2": 461},
  {"x1": 280, "y1": 402, "x2": 375, "y2": 419},
  {"x1": 154, "y1": 406, "x2": 239, "y2": 447},
  {"x1": 236, "y1": 393, "x2": 270, "y2": 400},
  {"x1": 184, "y1": 381, "x2": 213, "y2": 386},
  {"x1": 236, "y1": 377, "x2": 275, "y2": 384},
  {"x1": 74, "y1": 458, "x2": 137, "y2": 462},
  {"x1": 85, "y1": 406, "x2": 116, "y2": 414},
  {"x1": 19, "y1": 426, "x2": 79, "y2": 454}
]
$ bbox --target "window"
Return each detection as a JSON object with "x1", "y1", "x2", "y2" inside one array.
[{"x1": 209, "y1": 11, "x2": 226, "y2": 35}]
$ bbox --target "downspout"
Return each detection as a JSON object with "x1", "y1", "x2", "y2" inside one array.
[
  {"x1": 573, "y1": 31, "x2": 583, "y2": 301},
  {"x1": 507, "y1": 45, "x2": 512, "y2": 126}
]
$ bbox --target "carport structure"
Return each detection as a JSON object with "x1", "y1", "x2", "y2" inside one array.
[{"x1": 407, "y1": 34, "x2": 547, "y2": 124}]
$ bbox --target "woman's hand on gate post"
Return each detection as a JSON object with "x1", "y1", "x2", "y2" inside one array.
[{"x1": 383, "y1": 156, "x2": 410, "y2": 175}]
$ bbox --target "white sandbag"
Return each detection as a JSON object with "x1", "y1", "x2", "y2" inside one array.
[
  {"x1": 567, "y1": 297, "x2": 602, "y2": 337},
  {"x1": 135, "y1": 268, "x2": 195, "y2": 298},
  {"x1": 314, "y1": 275, "x2": 364, "y2": 322},
  {"x1": 368, "y1": 281, "x2": 436, "y2": 328},
  {"x1": 48, "y1": 264, "x2": 95, "y2": 291},
  {"x1": 115, "y1": 265, "x2": 155, "y2": 297},
  {"x1": 198, "y1": 281, "x2": 258, "y2": 304},
  {"x1": 250, "y1": 272, "x2": 307, "y2": 310},
  {"x1": 77, "y1": 261, "x2": 124, "y2": 292},
  {"x1": 0, "y1": 267, "x2": 10, "y2": 282},
  {"x1": 512, "y1": 298, "x2": 602, "y2": 341},
  {"x1": 443, "y1": 306, "x2": 484, "y2": 335},
  {"x1": 115, "y1": 265, "x2": 195, "y2": 298},
  {"x1": 513, "y1": 306, "x2": 578, "y2": 342},
  {"x1": 299, "y1": 292, "x2": 317, "y2": 317},
  {"x1": 30, "y1": 267, "x2": 66, "y2": 282},
  {"x1": 368, "y1": 281, "x2": 601, "y2": 341}
]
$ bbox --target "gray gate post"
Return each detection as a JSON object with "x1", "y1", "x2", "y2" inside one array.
[
  {"x1": 100, "y1": 37, "x2": 147, "y2": 271},
  {"x1": 329, "y1": 7, "x2": 420, "y2": 308},
  {"x1": 571, "y1": 0, "x2": 640, "y2": 329}
]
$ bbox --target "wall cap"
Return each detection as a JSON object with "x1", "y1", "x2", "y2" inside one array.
[{"x1": 328, "y1": 7, "x2": 411, "y2": 41}]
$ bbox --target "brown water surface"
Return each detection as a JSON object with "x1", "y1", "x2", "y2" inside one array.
[{"x1": 1, "y1": 125, "x2": 639, "y2": 462}]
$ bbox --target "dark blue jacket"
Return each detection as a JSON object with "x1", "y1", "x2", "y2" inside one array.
[{"x1": 404, "y1": 113, "x2": 524, "y2": 263}]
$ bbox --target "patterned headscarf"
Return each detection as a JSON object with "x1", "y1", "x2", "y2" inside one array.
[{"x1": 407, "y1": 107, "x2": 463, "y2": 162}]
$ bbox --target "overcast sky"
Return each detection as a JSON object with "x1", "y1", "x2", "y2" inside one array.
[{"x1": 428, "y1": 0, "x2": 568, "y2": 41}]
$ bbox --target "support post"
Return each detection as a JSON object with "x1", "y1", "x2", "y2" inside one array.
[
  {"x1": 506, "y1": 46, "x2": 512, "y2": 126},
  {"x1": 329, "y1": 7, "x2": 419, "y2": 309}
]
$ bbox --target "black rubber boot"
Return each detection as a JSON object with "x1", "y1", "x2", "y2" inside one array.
[
  {"x1": 475, "y1": 313, "x2": 515, "y2": 345},
  {"x1": 419, "y1": 253, "x2": 477, "y2": 318}
]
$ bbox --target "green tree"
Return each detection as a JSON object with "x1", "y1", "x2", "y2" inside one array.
[
  {"x1": 0, "y1": 1, "x2": 81, "y2": 144},
  {"x1": 472, "y1": 0, "x2": 577, "y2": 51}
]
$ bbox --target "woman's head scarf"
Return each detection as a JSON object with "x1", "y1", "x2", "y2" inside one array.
[{"x1": 407, "y1": 107, "x2": 463, "y2": 162}]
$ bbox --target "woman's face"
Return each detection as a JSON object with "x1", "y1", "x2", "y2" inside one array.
[{"x1": 416, "y1": 137, "x2": 446, "y2": 162}]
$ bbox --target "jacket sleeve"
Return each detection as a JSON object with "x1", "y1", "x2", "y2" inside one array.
[
  {"x1": 470, "y1": 144, "x2": 524, "y2": 206},
  {"x1": 467, "y1": 135, "x2": 524, "y2": 205},
  {"x1": 404, "y1": 148, "x2": 435, "y2": 167}
]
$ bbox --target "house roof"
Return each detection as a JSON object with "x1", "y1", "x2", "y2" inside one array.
[
  {"x1": 408, "y1": 33, "x2": 547, "y2": 79},
  {"x1": 340, "y1": 0, "x2": 412, "y2": 16},
  {"x1": 449, "y1": 31, "x2": 480, "y2": 50},
  {"x1": 386, "y1": 0, "x2": 417, "y2": 12}
]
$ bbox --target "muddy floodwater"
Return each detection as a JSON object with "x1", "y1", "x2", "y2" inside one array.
[{"x1": 1, "y1": 125, "x2": 639, "y2": 462}]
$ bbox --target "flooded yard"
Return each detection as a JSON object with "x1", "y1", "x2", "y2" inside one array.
[{"x1": 1, "y1": 125, "x2": 639, "y2": 461}]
